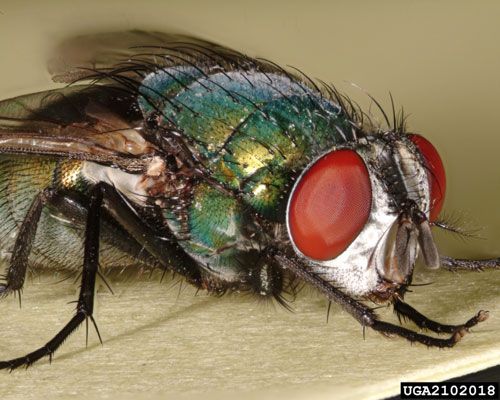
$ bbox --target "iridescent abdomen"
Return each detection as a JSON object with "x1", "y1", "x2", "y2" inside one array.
[{"x1": 0, "y1": 156, "x2": 158, "y2": 273}]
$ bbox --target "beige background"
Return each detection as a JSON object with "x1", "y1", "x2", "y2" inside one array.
[{"x1": 0, "y1": 1, "x2": 498, "y2": 399}]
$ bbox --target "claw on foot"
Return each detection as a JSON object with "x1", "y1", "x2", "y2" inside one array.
[
  {"x1": 465, "y1": 310, "x2": 489, "y2": 329},
  {"x1": 452, "y1": 310, "x2": 489, "y2": 345},
  {"x1": 476, "y1": 310, "x2": 489, "y2": 322}
]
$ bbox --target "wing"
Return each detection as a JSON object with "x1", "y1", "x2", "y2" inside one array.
[
  {"x1": 0, "y1": 31, "x2": 264, "y2": 169},
  {"x1": 0, "y1": 84, "x2": 157, "y2": 170}
]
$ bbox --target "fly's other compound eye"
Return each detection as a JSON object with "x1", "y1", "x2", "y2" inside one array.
[
  {"x1": 288, "y1": 150, "x2": 372, "y2": 261},
  {"x1": 408, "y1": 134, "x2": 446, "y2": 221}
]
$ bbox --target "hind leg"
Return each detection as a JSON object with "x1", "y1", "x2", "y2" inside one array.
[
  {"x1": 0, "y1": 183, "x2": 203, "y2": 369},
  {"x1": 0, "y1": 184, "x2": 103, "y2": 370},
  {"x1": 0, "y1": 188, "x2": 54, "y2": 302}
]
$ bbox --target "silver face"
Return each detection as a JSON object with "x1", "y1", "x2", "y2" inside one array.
[{"x1": 286, "y1": 135, "x2": 431, "y2": 297}]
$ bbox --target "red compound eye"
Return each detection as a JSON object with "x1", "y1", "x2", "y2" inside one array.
[
  {"x1": 288, "y1": 149, "x2": 372, "y2": 261},
  {"x1": 409, "y1": 134, "x2": 446, "y2": 221}
]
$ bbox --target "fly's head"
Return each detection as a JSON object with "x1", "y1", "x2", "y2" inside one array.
[{"x1": 286, "y1": 132, "x2": 446, "y2": 303}]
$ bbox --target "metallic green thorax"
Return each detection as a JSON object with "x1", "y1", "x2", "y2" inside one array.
[{"x1": 138, "y1": 67, "x2": 354, "y2": 281}]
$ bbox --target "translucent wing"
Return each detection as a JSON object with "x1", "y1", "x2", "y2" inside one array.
[
  {"x1": 0, "y1": 31, "x2": 349, "y2": 174},
  {"x1": 0, "y1": 31, "x2": 269, "y2": 168},
  {"x1": 0, "y1": 85, "x2": 157, "y2": 169}
]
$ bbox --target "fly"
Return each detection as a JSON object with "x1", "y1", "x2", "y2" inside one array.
[{"x1": 0, "y1": 30, "x2": 498, "y2": 370}]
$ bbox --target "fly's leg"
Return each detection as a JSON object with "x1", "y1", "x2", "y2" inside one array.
[
  {"x1": 0, "y1": 182, "x2": 203, "y2": 369},
  {"x1": 0, "y1": 184, "x2": 103, "y2": 370},
  {"x1": 274, "y1": 251, "x2": 488, "y2": 347},
  {"x1": 393, "y1": 299, "x2": 488, "y2": 334},
  {"x1": 47, "y1": 186, "x2": 203, "y2": 285},
  {"x1": 97, "y1": 183, "x2": 202, "y2": 285},
  {"x1": 0, "y1": 188, "x2": 54, "y2": 301},
  {"x1": 244, "y1": 249, "x2": 296, "y2": 310},
  {"x1": 440, "y1": 255, "x2": 500, "y2": 271}
]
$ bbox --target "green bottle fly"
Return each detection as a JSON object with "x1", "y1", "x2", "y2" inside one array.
[{"x1": 0, "y1": 31, "x2": 497, "y2": 370}]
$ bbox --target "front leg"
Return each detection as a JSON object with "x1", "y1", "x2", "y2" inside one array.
[
  {"x1": 273, "y1": 251, "x2": 488, "y2": 347},
  {"x1": 393, "y1": 299, "x2": 488, "y2": 334},
  {"x1": 441, "y1": 255, "x2": 500, "y2": 271}
]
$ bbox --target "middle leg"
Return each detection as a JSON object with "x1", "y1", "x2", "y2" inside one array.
[{"x1": 441, "y1": 255, "x2": 500, "y2": 271}]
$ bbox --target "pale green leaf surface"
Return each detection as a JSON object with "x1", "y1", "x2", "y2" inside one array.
[{"x1": 0, "y1": 269, "x2": 498, "y2": 400}]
